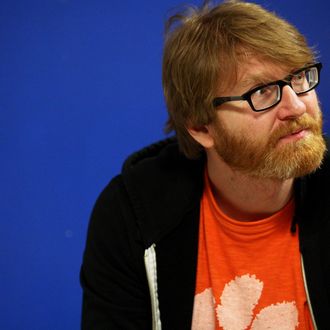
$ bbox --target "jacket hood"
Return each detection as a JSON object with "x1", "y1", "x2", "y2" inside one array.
[{"x1": 121, "y1": 137, "x2": 204, "y2": 247}]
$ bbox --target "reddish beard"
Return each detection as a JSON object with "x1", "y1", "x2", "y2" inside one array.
[{"x1": 213, "y1": 112, "x2": 326, "y2": 180}]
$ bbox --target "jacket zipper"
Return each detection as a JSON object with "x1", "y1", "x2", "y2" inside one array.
[
  {"x1": 144, "y1": 244, "x2": 162, "y2": 330},
  {"x1": 301, "y1": 255, "x2": 317, "y2": 329}
]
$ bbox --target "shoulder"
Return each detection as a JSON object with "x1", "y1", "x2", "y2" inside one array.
[
  {"x1": 91, "y1": 138, "x2": 205, "y2": 247},
  {"x1": 86, "y1": 174, "x2": 141, "y2": 255}
]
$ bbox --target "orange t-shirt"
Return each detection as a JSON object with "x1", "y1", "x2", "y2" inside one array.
[{"x1": 192, "y1": 173, "x2": 314, "y2": 329}]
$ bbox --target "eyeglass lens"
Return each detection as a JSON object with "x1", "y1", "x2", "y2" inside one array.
[
  {"x1": 251, "y1": 85, "x2": 280, "y2": 110},
  {"x1": 251, "y1": 66, "x2": 318, "y2": 111}
]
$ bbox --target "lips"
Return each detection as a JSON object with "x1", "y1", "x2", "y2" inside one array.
[
  {"x1": 279, "y1": 127, "x2": 309, "y2": 142},
  {"x1": 288, "y1": 128, "x2": 305, "y2": 136}
]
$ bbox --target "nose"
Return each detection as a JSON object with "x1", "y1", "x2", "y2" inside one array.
[{"x1": 276, "y1": 85, "x2": 307, "y2": 120}]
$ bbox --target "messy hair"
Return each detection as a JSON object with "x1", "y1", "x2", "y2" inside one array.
[{"x1": 162, "y1": 0, "x2": 316, "y2": 158}]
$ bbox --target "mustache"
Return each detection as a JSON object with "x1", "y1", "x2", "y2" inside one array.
[{"x1": 269, "y1": 113, "x2": 322, "y2": 146}]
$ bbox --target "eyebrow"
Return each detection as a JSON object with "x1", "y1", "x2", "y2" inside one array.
[
  {"x1": 238, "y1": 74, "x2": 273, "y2": 90},
  {"x1": 238, "y1": 69, "x2": 295, "y2": 91}
]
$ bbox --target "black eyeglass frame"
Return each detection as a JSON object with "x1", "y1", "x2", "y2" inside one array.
[{"x1": 212, "y1": 62, "x2": 322, "y2": 112}]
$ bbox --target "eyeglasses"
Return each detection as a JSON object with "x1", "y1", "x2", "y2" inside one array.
[{"x1": 212, "y1": 62, "x2": 322, "y2": 112}]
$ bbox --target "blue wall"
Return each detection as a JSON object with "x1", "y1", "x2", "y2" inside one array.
[{"x1": 1, "y1": 0, "x2": 329, "y2": 329}]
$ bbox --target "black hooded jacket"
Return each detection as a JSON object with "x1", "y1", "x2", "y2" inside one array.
[{"x1": 81, "y1": 138, "x2": 330, "y2": 329}]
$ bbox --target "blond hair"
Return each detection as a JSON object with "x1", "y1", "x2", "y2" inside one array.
[{"x1": 162, "y1": 0, "x2": 316, "y2": 158}]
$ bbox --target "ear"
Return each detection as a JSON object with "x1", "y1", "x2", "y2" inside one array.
[{"x1": 187, "y1": 125, "x2": 215, "y2": 149}]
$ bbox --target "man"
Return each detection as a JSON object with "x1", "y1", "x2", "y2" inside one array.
[{"x1": 80, "y1": 1, "x2": 330, "y2": 329}]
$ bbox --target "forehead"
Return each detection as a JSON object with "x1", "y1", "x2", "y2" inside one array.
[{"x1": 221, "y1": 57, "x2": 292, "y2": 95}]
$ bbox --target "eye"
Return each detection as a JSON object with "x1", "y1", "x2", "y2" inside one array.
[
  {"x1": 255, "y1": 85, "x2": 273, "y2": 96},
  {"x1": 251, "y1": 84, "x2": 278, "y2": 104},
  {"x1": 292, "y1": 71, "x2": 306, "y2": 83}
]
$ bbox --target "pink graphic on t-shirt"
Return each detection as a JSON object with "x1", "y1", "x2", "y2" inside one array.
[
  {"x1": 192, "y1": 288, "x2": 215, "y2": 330},
  {"x1": 217, "y1": 274, "x2": 263, "y2": 330},
  {"x1": 192, "y1": 274, "x2": 299, "y2": 329}
]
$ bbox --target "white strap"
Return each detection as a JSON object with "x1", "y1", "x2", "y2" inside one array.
[
  {"x1": 301, "y1": 255, "x2": 318, "y2": 329},
  {"x1": 144, "y1": 244, "x2": 162, "y2": 330}
]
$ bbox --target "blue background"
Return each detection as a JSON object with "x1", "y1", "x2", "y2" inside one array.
[{"x1": 1, "y1": 0, "x2": 329, "y2": 329}]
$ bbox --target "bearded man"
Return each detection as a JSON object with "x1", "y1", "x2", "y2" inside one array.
[{"x1": 81, "y1": 1, "x2": 330, "y2": 329}]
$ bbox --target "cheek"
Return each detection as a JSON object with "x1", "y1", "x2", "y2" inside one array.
[
  {"x1": 216, "y1": 108, "x2": 253, "y2": 133},
  {"x1": 223, "y1": 117, "x2": 270, "y2": 143},
  {"x1": 305, "y1": 92, "x2": 321, "y2": 117},
  {"x1": 216, "y1": 105, "x2": 275, "y2": 142}
]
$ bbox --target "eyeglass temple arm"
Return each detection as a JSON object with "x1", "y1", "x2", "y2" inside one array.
[{"x1": 213, "y1": 96, "x2": 244, "y2": 107}]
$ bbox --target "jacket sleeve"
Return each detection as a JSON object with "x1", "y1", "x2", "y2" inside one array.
[{"x1": 80, "y1": 175, "x2": 151, "y2": 329}]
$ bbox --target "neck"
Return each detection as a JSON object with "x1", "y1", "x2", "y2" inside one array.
[{"x1": 206, "y1": 151, "x2": 294, "y2": 222}]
